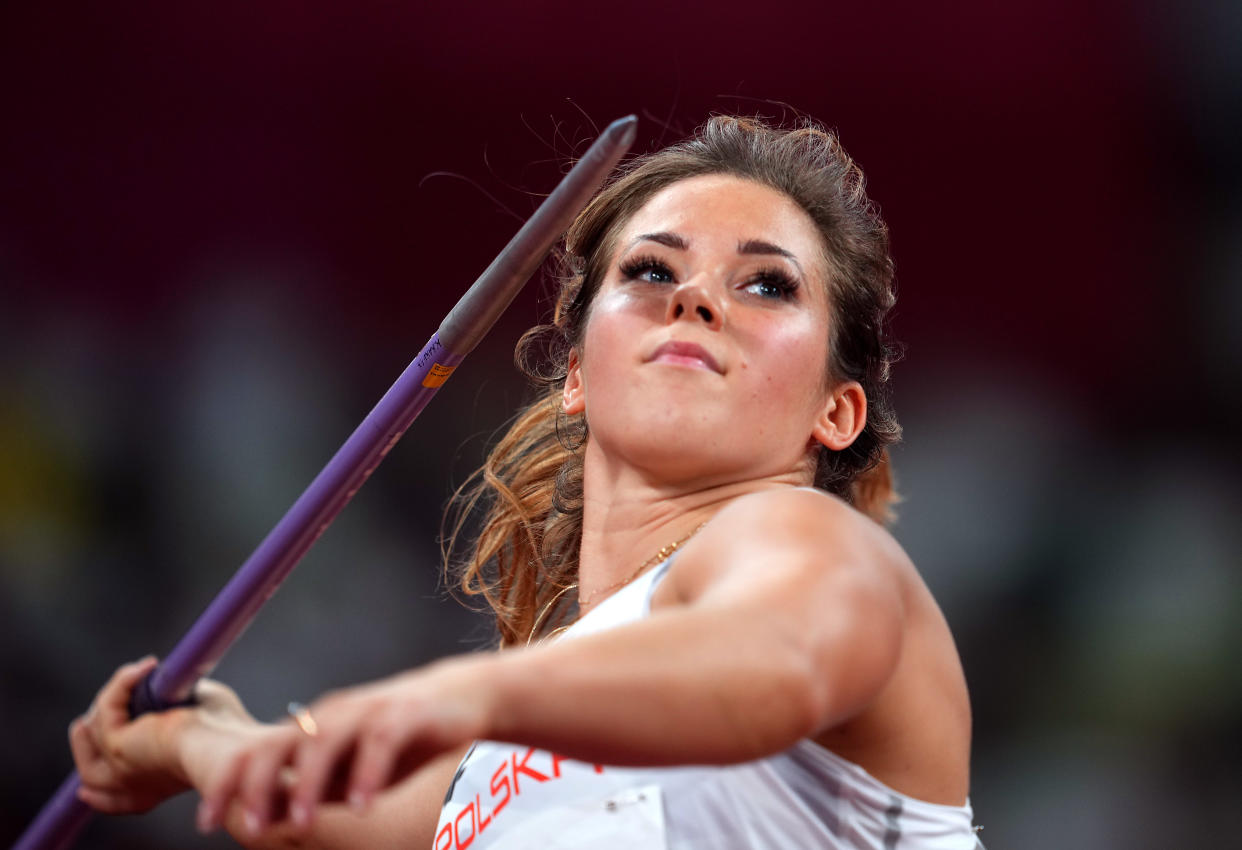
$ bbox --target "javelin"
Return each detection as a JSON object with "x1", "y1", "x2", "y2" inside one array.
[{"x1": 14, "y1": 114, "x2": 638, "y2": 850}]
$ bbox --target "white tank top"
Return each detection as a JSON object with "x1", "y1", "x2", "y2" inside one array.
[{"x1": 434, "y1": 557, "x2": 983, "y2": 850}]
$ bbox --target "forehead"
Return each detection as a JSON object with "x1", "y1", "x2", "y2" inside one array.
[{"x1": 617, "y1": 174, "x2": 826, "y2": 260}]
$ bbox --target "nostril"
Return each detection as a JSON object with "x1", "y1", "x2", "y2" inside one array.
[
  {"x1": 673, "y1": 303, "x2": 684, "y2": 318},
  {"x1": 696, "y1": 306, "x2": 713, "y2": 323}
]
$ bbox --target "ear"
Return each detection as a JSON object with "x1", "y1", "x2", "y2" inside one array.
[
  {"x1": 810, "y1": 380, "x2": 867, "y2": 452},
  {"x1": 562, "y1": 349, "x2": 586, "y2": 415}
]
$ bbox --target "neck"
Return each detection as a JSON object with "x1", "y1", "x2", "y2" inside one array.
[{"x1": 576, "y1": 441, "x2": 810, "y2": 609}]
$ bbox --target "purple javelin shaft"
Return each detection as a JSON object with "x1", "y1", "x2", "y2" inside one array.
[{"x1": 15, "y1": 114, "x2": 637, "y2": 850}]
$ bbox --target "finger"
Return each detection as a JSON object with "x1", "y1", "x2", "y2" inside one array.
[
  {"x1": 99, "y1": 656, "x2": 158, "y2": 727},
  {"x1": 69, "y1": 716, "x2": 110, "y2": 787},
  {"x1": 236, "y1": 729, "x2": 299, "y2": 836},
  {"x1": 288, "y1": 726, "x2": 355, "y2": 829},
  {"x1": 347, "y1": 714, "x2": 402, "y2": 813},
  {"x1": 77, "y1": 784, "x2": 139, "y2": 814},
  {"x1": 196, "y1": 678, "x2": 250, "y2": 718},
  {"x1": 197, "y1": 745, "x2": 250, "y2": 835}
]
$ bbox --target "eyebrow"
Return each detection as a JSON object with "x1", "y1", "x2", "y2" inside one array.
[
  {"x1": 738, "y1": 238, "x2": 794, "y2": 261},
  {"x1": 626, "y1": 232, "x2": 806, "y2": 275},
  {"x1": 630, "y1": 232, "x2": 689, "y2": 251}
]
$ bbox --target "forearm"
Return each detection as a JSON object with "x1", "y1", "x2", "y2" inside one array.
[
  {"x1": 217, "y1": 801, "x2": 377, "y2": 850},
  {"x1": 177, "y1": 709, "x2": 458, "y2": 849},
  {"x1": 482, "y1": 604, "x2": 826, "y2": 767}
]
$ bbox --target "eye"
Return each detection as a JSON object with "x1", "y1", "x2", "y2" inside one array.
[
  {"x1": 742, "y1": 269, "x2": 799, "y2": 301},
  {"x1": 619, "y1": 255, "x2": 676, "y2": 285}
]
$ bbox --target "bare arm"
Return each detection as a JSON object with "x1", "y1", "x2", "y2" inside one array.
[
  {"x1": 226, "y1": 489, "x2": 908, "y2": 829},
  {"x1": 207, "y1": 747, "x2": 463, "y2": 850},
  {"x1": 488, "y1": 489, "x2": 906, "y2": 765},
  {"x1": 70, "y1": 657, "x2": 461, "y2": 848}
]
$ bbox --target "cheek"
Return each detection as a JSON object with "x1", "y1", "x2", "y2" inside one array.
[
  {"x1": 590, "y1": 285, "x2": 663, "y2": 321},
  {"x1": 745, "y1": 315, "x2": 831, "y2": 390},
  {"x1": 579, "y1": 289, "x2": 660, "y2": 366}
]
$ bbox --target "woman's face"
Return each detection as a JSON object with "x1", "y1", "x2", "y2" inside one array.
[{"x1": 564, "y1": 174, "x2": 864, "y2": 487}]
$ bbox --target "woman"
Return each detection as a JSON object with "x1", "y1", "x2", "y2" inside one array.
[{"x1": 71, "y1": 116, "x2": 982, "y2": 849}]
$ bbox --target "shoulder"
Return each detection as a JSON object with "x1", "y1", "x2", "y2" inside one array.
[
  {"x1": 667, "y1": 487, "x2": 912, "y2": 610},
  {"x1": 699, "y1": 486, "x2": 910, "y2": 576}
]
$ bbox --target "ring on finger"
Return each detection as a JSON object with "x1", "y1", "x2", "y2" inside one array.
[{"x1": 286, "y1": 702, "x2": 319, "y2": 738}]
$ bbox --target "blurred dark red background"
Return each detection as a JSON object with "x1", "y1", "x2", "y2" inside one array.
[
  {"x1": 1, "y1": 2, "x2": 1180, "y2": 385},
  {"x1": 2, "y1": 2, "x2": 1238, "y2": 848}
]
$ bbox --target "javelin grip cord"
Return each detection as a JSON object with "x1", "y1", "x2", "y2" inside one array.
[{"x1": 14, "y1": 114, "x2": 637, "y2": 850}]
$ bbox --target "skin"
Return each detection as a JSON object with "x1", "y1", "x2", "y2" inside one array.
[{"x1": 70, "y1": 175, "x2": 971, "y2": 848}]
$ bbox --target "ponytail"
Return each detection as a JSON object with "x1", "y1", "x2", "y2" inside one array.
[{"x1": 848, "y1": 448, "x2": 899, "y2": 525}]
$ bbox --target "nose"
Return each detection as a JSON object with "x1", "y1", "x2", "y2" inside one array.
[{"x1": 665, "y1": 282, "x2": 723, "y2": 330}]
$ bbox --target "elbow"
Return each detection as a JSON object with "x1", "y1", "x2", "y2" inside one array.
[
  {"x1": 768, "y1": 619, "x2": 898, "y2": 744},
  {"x1": 725, "y1": 652, "x2": 829, "y2": 761},
  {"x1": 773, "y1": 624, "x2": 841, "y2": 739},
  {"x1": 788, "y1": 655, "x2": 834, "y2": 740}
]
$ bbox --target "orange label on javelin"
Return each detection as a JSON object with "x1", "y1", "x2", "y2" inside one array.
[{"x1": 422, "y1": 363, "x2": 456, "y2": 388}]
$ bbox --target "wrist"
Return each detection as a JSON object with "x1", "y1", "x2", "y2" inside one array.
[
  {"x1": 467, "y1": 647, "x2": 534, "y2": 745},
  {"x1": 421, "y1": 652, "x2": 511, "y2": 746},
  {"x1": 153, "y1": 706, "x2": 197, "y2": 787}
]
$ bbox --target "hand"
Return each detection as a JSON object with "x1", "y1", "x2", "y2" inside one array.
[
  {"x1": 69, "y1": 656, "x2": 192, "y2": 813},
  {"x1": 200, "y1": 655, "x2": 495, "y2": 836},
  {"x1": 70, "y1": 656, "x2": 269, "y2": 821}
]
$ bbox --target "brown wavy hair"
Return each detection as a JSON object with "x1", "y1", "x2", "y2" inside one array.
[{"x1": 446, "y1": 116, "x2": 902, "y2": 646}]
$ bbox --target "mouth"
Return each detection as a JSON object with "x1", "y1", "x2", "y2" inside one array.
[{"x1": 648, "y1": 340, "x2": 723, "y2": 374}]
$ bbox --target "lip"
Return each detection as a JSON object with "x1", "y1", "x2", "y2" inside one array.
[{"x1": 648, "y1": 340, "x2": 723, "y2": 373}]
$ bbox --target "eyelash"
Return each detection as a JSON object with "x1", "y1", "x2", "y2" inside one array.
[
  {"x1": 619, "y1": 254, "x2": 676, "y2": 284},
  {"x1": 618, "y1": 254, "x2": 800, "y2": 301},
  {"x1": 747, "y1": 269, "x2": 800, "y2": 300}
]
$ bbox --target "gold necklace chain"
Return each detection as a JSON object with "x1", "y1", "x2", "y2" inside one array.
[{"x1": 577, "y1": 522, "x2": 707, "y2": 612}]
